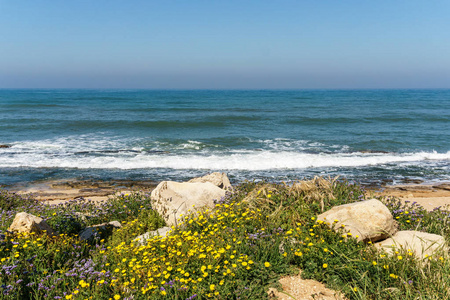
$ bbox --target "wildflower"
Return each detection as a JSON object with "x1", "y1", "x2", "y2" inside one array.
[
  {"x1": 114, "y1": 295, "x2": 120, "y2": 300},
  {"x1": 390, "y1": 274, "x2": 398, "y2": 279},
  {"x1": 210, "y1": 284, "x2": 215, "y2": 291},
  {"x1": 264, "y1": 262, "x2": 271, "y2": 268},
  {"x1": 397, "y1": 255, "x2": 403, "y2": 260},
  {"x1": 323, "y1": 263, "x2": 328, "y2": 269}
]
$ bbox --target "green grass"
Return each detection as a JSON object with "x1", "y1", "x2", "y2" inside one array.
[{"x1": 0, "y1": 178, "x2": 449, "y2": 299}]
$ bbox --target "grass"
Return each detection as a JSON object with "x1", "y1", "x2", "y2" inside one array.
[{"x1": 0, "y1": 178, "x2": 449, "y2": 299}]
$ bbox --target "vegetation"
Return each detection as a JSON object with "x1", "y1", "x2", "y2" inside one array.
[{"x1": 0, "y1": 178, "x2": 449, "y2": 299}]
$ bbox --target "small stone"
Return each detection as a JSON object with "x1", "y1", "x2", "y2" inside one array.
[
  {"x1": 78, "y1": 221, "x2": 122, "y2": 241},
  {"x1": 134, "y1": 226, "x2": 173, "y2": 245},
  {"x1": 188, "y1": 172, "x2": 232, "y2": 190}
]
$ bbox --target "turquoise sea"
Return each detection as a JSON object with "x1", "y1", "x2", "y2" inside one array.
[{"x1": 0, "y1": 89, "x2": 449, "y2": 186}]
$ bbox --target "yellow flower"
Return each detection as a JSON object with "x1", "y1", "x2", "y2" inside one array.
[
  {"x1": 323, "y1": 263, "x2": 328, "y2": 269},
  {"x1": 372, "y1": 261, "x2": 377, "y2": 266},
  {"x1": 397, "y1": 255, "x2": 403, "y2": 260},
  {"x1": 114, "y1": 295, "x2": 120, "y2": 300},
  {"x1": 264, "y1": 262, "x2": 271, "y2": 268},
  {"x1": 210, "y1": 284, "x2": 215, "y2": 291}
]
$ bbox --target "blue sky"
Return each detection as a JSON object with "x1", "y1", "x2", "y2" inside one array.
[{"x1": 1, "y1": 0, "x2": 449, "y2": 89}]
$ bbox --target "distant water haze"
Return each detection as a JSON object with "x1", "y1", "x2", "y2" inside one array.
[{"x1": 0, "y1": 89, "x2": 449, "y2": 186}]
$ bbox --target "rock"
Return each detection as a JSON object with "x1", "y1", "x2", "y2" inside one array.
[
  {"x1": 151, "y1": 181, "x2": 226, "y2": 227},
  {"x1": 78, "y1": 221, "x2": 122, "y2": 241},
  {"x1": 73, "y1": 212, "x2": 94, "y2": 222},
  {"x1": 188, "y1": 172, "x2": 232, "y2": 190},
  {"x1": 375, "y1": 231, "x2": 447, "y2": 259},
  {"x1": 318, "y1": 199, "x2": 397, "y2": 243},
  {"x1": 433, "y1": 183, "x2": 450, "y2": 191},
  {"x1": 8, "y1": 212, "x2": 56, "y2": 236},
  {"x1": 0, "y1": 145, "x2": 10, "y2": 148},
  {"x1": 267, "y1": 269, "x2": 347, "y2": 300},
  {"x1": 134, "y1": 226, "x2": 173, "y2": 245}
]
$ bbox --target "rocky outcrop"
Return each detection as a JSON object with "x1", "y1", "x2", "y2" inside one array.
[
  {"x1": 318, "y1": 199, "x2": 397, "y2": 242},
  {"x1": 375, "y1": 231, "x2": 447, "y2": 259},
  {"x1": 151, "y1": 181, "x2": 226, "y2": 227},
  {"x1": 134, "y1": 226, "x2": 173, "y2": 245},
  {"x1": 78, "y1": 221, "x2": 122, "y2": 241},
  {"x1": 188, "y1": 172, "x2": 232, "y2": 190},
  {"x1": 0, "y1": 145, "x2": 10, "y2": 149},
  {"x1": 8, "y1": 212, "x2": 56, "y2": 236}
]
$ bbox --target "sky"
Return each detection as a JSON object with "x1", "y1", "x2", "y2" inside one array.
[{"x1": 1, "y1": 0, "x2": 449, "y2": 89}]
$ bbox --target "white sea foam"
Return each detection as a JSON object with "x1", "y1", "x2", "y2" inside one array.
[
  {"x1": 1, "y1": 136, "x2": 448, "y2": 171},
  {"x1": 1, "y1": 142, "x2": 449, "y2": 171}
]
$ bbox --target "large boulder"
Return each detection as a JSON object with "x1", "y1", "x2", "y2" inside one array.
[
  {"x1": 188, "y1": 172, "x2": 232, "y2": 190},
  {"x1": 318, "y1": 199, "x2": 397, "y2": 242},
  {"x1": 78, "y1": 221, "x2": 122, "y2": 241},
  {"x1": 151, "y1": 181, "x2": 226, "y2": 227},
  {"x1": 375, "y1": 231, "x2": 447, "y2": 259},
  {"x1": 8, "y1": 212, "x2": 56, "y2": 236}
]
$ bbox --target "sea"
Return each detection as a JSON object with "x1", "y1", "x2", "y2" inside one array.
[{"x1": 0, "y1": 89, "x2": 449, "y2": 187}]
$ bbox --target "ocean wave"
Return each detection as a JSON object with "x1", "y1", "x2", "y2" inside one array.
[{"x1": 1, "y1": 149, "x2": 448, "y2": 170}]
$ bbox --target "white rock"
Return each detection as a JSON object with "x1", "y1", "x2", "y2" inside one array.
[
  {"x1": 134, "y1": 226, "x2": 173, "y2": 245},
  {"x1": 188, "y1": 172, "x2": 232, "y2": 190},
  {"x1": 375, "y1": 231, "x2": 447, "y2": 259},
  {"x1": 78, "y1": 221, "x2": 122, "y2": 241},
  {"x1": 318, "y1": 199, "x2": 397, "y2": 242},
  {"x1": 8, "y1": 212, "x2": 56, "y2": 236},
  {"x1": 151, "y1": 181, "x2": 226, "y2": 227}
]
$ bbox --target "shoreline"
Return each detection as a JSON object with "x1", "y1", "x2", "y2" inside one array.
[
  {"x1": 6, "y1": 178, "x2": 158, "y2": 205},
  {"x1": 5, "y1": 177, "x2": 450, "y2": 211},
  {"x1": 367, "y1": 182, "x2": 450, "y2": 210}
]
